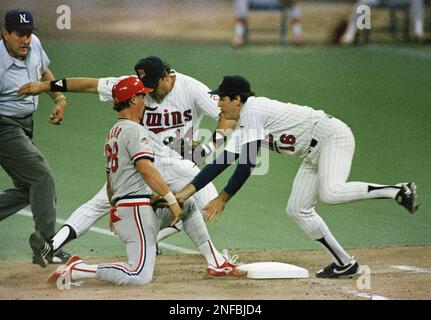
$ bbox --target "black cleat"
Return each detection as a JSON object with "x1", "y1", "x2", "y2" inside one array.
[
  {"x1": 32, "y1": 249, "x2": 72, "y2": 265},
  {"x1": 316, "y1": 258, "x2": 359, "y2": 279},
  {"x1": 396, "y1": 182, "x2": 419, "y2": 213},
  {"x1": 29, "y1": 232, "x2": 52, "y2": 268},
  {"x1": 30, "y1": 232, "x2": 72, "y2": 266},
  {"x1": 47, "y1": 249, "x2": 72, "y2": 264}
]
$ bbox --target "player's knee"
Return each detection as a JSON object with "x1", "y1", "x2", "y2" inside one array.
[
  {"x1": 319, "y1": 187, "x2": 342, "y2": 204},
  {"x1": 182, "y1": 198, "x2": 197, "y2": 218},
  {"x1": 123, "y1": 274, "x2": 153, "y2": 286},
  {"x1": 135, "y1": 275, "x2": 153, "y2": 285},
  {"x1": 285, "y1": 202, "x2": 301, "y2": 220}
]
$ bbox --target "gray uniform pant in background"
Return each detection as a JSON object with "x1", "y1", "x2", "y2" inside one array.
[{"x1": 0, "y1": 115, "x2": 57, "y2": 239}]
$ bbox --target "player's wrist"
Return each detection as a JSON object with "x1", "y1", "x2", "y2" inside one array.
[
  {"x1": 163, "y1": 191, "x2": 178, "y2": 206},
  {"x1": 218, "y1": 191, "x2": 231, "y2": 203},
  {"x1": 54, "y1": 94, "x2": 67, "y2": 103}
]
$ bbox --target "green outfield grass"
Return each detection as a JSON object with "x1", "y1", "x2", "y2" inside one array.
[{"x1": 1, "y1": 41, "x2": 430, "y2": 261}]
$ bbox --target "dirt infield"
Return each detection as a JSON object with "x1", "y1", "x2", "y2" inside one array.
[{"x1": 0, "y1": 246, "x2": 429, "y2": 300}]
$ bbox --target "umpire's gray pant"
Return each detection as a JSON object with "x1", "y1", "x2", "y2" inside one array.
[{"x1": 0, "y1": 115, "x2": 56, "y2": 239}]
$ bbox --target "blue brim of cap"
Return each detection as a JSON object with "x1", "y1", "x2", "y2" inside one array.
[
  {"x1": 142, "y1": 78, "x2": 158, "y2": 89},
  {"x1": 208, "y1": 89, "x2": 222, "y2": 95},
  {"x1": 12, "y1": 26, "x2": 37, "y2": 32}
]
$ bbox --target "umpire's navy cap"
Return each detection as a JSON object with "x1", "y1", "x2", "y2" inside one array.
[
  {"x1": 209, "y1": 75, "x2": 251, "y2": 97},
  {"x1": 134, "y1": 56, "x2": 165, "y2": 89},
  {"x1": 4, "y1": 8, "x2": 36, "y2": 33}
]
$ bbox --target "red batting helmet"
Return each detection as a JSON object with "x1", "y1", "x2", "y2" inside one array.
[{"x1": 112, "y1": 76, "x2": 153, "y2": 105}]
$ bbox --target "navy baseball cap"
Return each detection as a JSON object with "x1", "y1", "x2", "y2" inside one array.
[
  {"x1": 134, "y1": 56, "x2": 165, "y2": 89},
  {"x1": 209, "y1": 75, "x2": 251, "y2": 97},
  {"x1": 4, "y1": 9, "x2": 36, "y2": 33}
]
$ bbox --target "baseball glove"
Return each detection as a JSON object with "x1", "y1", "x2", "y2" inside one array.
[{"x1": 151, "y1": 194, "x2": 169, "y2": 210}]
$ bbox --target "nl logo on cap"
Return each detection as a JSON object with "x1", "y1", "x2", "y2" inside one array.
[
  {"x1": 137, "y1": 69, "x2": 146, "y2": 79},
  {"x1": 20, "y1": 14, "x2": 30, "y2": 23}
]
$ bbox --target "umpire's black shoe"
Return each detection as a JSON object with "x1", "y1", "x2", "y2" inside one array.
[
  {"x1": 29, "y1": 232, "x2": 52, "y2": 268},
  {"x1": 316, "y1": 258, "x2": 359, "y2": 279},
  {"x1": 30, "y1": 232, "x2": 72, "y2": 267},
  {"x1": 396, "y1": 182, "x2": 419, "y2": 213}
]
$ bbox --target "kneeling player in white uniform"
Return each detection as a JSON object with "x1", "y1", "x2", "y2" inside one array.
[
  {"x1": 176, "y1": 75, "x2": 419, "y2": 279},
  {"x1": 19, "y1": 56, "x2": 237, "y2": 266},
  {"x1": 47, "y1": 77, "x2": 245, "y2": 286}
]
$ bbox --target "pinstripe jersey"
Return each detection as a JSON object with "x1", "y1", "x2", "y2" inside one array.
[
  {"x1": 105, "y1": 119, "x2": 155, "y2": 203},
  {"x1": 98, "y1": 71, "x2": 220, "y2": 159},
  {"x1": 225, "y1": 96, "x2": 326, "y2": 156}
]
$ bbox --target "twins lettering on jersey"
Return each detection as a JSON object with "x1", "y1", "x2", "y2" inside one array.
[{"x1": 144, "y1": 108, "x2": 192, "y2": 134}]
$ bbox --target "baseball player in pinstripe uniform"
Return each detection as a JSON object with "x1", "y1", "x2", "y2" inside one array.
[
  {"x1": 176, "y1": 75, "x2": 419, "y2": 278},
  {"x1": 47, "y1": 77, "x2": 245, "y2": 286},
  {"x1": 19, "y1": 56, "x2": 238, "y2": 270}
]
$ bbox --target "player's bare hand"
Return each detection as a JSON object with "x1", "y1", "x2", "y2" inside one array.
[
  {"x1": 49, "y1": 99, "x2": 67, "y2": 125},
  {"x1": 17, "y1": 81, "x2": 50, "y2": 96},
  {"x1": 169, "y1": 202, "x2": 183, "y2": 226},
  {"x1": 175, "y1": 184, "x2": 197, "y2": 205},
  {"x1": 204, "y1": 198, "x2": 226, "y2": 222}
]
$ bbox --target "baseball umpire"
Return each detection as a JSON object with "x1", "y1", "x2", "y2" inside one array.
[{"x1": 0, "y1": 9, "x2": 70, "y2": 265}]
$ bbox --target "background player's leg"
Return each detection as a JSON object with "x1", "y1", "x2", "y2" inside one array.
[
  {"x1": 286, "y1": 1, "x2": 304, "y2": 44},
  {"x1": 409, "y1": 0, "x2": 424, "y2": 39},
  {"x1": 232, "y1": 0, "x2": 249, "y2": 46},
  {"x1": 341, "y1": 0, "x2": 380, "y2": 44}
]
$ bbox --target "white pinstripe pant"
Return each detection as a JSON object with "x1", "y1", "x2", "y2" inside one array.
[{"x1": 286, "y1": 116, "x2": 381, "y2": 240}]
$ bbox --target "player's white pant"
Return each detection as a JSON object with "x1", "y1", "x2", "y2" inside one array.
[
  {"x1": 96, "y1": 197, "x2": 209, "y2": 285},
  {"x1": 286, "y1": 116, "x2": 395, "y2": 241},
  {"x1": 235, "y1": 0, "x2": 300, "y2": 18},
  {"x1": 65, "y1": 158, "x2": 217, "y2": 237}
]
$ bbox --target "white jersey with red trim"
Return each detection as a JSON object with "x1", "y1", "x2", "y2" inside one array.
[
  {"x1": 105, "y1": 119, "x2": 155, "y2": 202},
  {"x1": 98, "y1": 71, "x2": 220, "y2": 159},
  {"x1": 225, "y1": 96, "x2": 326, "y2": 157}
]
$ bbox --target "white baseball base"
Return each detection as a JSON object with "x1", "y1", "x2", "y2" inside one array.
[{"x1": 237, "y1": 262, "x2": 309, "y2": 279}]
